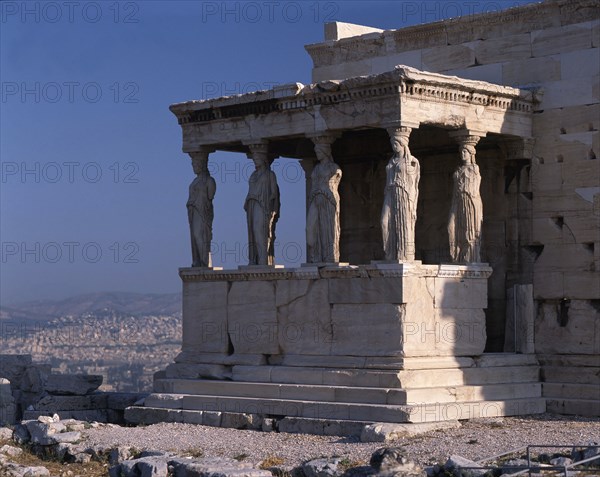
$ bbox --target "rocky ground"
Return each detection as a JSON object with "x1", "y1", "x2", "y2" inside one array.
[
  {"x1": 1, "y1": 413, "x2": 599, "y2": 476},
  {"x1": 80, "y1": 413, "x2": 600, "y2": 468}
]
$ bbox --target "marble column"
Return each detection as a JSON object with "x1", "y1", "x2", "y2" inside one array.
[
  {"x1": 381, "y1": 126, "x2": 420, "y2": 262},
  {"x1": 448, "y1": 131, "x2": 486, "y2": 264},
  {"x1": 187, "y1": 147, "x2": 216, "y2": 268},
  {"x1": 306, "y1": 134, "x2": 342, "y2": 263},
  {"x1": 244, "y1": 142, "x2": 280, "y2": 266}
]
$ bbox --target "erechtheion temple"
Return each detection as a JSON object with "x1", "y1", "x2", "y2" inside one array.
[{"x1": 126, "y1": 0, "x2": 599, "y2": 431}]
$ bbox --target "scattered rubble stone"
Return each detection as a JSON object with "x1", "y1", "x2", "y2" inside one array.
[
  {"x1": 12, "y1": 424, "x2": 30, "y2": 445},
  {"x1": 0, "y1": 444, "x2": 23, "y2": 457},
  {"x1": 443, "y1": 455, "x2": 486, "y2": 477},
  {"x1": 370, "y1": 448, "x2": 422, "y2": 474},
  {"x1": 303, "y1": 456, "x2": 344, "y2": 477},
  {"x1": 361, "y1": 422, "x2": 461, "y2": 443},
  {"x1": 499, "y1": 458, "x2": 529, "y2": 474},
  {"x1": 549, "y1": 456, "x2": 572, "y2": 466},
  {"x1": 0, "y1": 414, "x2": 599, "y2": 477},
  {"x1": 109, "y1": 445, "x2": 134, "y2": 465},
  {"x1": 571, "y1": 443, "x2": 600, "y2": 463},
  {"x1": 1, "y1": 462, "x2": 51, "y2": 476},
  {"x1": 111, "y1": 454, "x2": 273, "y2": 477}
]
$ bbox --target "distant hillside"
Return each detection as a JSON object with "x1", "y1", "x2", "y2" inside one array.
[{"x1": 0, "y1": 291, "x2": 182, "y2": 322}]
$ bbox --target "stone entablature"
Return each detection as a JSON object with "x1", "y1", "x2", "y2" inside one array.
[{"x1": 170, "y1": 66, "x2": 534, "y2": 152}]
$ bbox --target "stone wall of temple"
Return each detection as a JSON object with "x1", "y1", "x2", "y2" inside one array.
[{"x1": 305, "y1": 0, "x2": 599, "y2": 416}]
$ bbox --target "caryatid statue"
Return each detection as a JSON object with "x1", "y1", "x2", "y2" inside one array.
[
  {"x1": 448, "y1": 135, "x2": 484, "y2": 263},
  {"x1": 306, "y1": 135, "x2": 342, "y2": 263},
  {"x1": 244, "y1": 143, "x2": 280, "y2": 266},
  {"x1": 186, "y1": 149, "x2": 216, "y2": 268},
  {"x1": 381, "y1": 127, "x2": 420, "y2": 262}
]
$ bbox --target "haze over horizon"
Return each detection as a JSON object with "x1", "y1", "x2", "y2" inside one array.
[{"x1": 1, "y1": 0, "x2": 538, "y2": 304}]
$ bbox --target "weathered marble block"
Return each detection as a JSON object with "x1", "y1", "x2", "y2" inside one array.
[
  {"x1": 182, "y1": 281, "x2": 228, "y2": 353},
  {"x1": 276, "y1": 279, "x2": 332, "y2": 355},
  {"x1": 228, "y1": 281, "x2": 278, "y2": 354}
]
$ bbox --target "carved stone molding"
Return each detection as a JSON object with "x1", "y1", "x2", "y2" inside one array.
[
  {"x1": 449, "y1": 130, "x2": 485, "y2": 148},
  {"x1": 179, "y1": 267, "x2": 293, "y2": 282},
  {"x1": 307, "y1": 132, "x2": 341, "y2": 146},
  {"x1": 436, "y1": 264, "x2": 493, "y2": 279},
  {"x1": 246, "y1": 142, "x2": 270, "y2": 157},
  {"x1": 386, "y1": 125, "x2": 413, "y2": 142},
  {"x1": 180, "y1": 263, "x2": 493, "y2": 281}
]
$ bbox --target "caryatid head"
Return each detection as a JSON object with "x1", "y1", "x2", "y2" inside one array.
[
  {"x1": 247, "y1": 143, "x2": 270, "y2": 170},
  {"x1": 459, "y1": 143, "x2": 477, "y2": 165},
  {"x1": 189, "y1": 150, "x2": 210, "y2": 175},
  {"x1": 314, "y1": 142, "x2": 334, "y2": 163},
  {"x1": 388, "y1": 127, "x2": 412, "y2": 160}
]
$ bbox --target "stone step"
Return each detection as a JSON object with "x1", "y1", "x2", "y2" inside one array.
[
  {"x1": 153, "y1": 379, "x2": 405, "y2": 404},
  {"x1": 184, "y1": 395, "x2": 412, "y2": 423},
  {"x1": 537, "y1": 354, "x2": 600, "y2": 367},
  {"x1": 269, "y1": 353, "x2": 538, "y2": 370},
  {"x1": 471, "y1": 354, "x2": 539, "y2": 367},
  {"x1": 541, "y1": 366, "x2": 600, "y2": 385},
  {"x1": 127, "y1": 396, "x2": 546, "y2": 425},
  {"x1": 405, "y1": 382, "x2": 541, "y2": 404},
  {"x1": 542, "y1": 382, "x2": 600, "y2": 400},
  {"x1": 153, "y1": 379, "x2": 542, "y2": 405},
  {"x1": 231, "y1": 364, "x2": 540, "y2": 388},
  {"x1": 398, "y1": 365, "x2": 540, "y2": 388},
  {"x1": 546, "y1": 398, "x2": 600, "y2": 417},
  {"x1": 124, "y1": 405, "x2": 372, "y2": 436},
  {"x1": 231, "y1": 365, "x2": 402, "y2": 387},
  {"x1": 405, "y1": 397, "x2": 546, "y2": 423}
]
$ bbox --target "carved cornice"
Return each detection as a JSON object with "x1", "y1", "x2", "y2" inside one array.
[{"x1": 170, "y1": 66, "x2": 533, "y2": 129}]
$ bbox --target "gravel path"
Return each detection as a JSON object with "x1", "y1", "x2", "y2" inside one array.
[{"x1": 81, "y1": 414, "x2": 600, "y2": 469}]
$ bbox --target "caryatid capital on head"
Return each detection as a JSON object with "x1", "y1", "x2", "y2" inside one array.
[
  {"x1": 449, "y1": 130, "x2": 485, "y2": 164},
  {"x1": 188, "y1": 146, "x2": 214, "y2": 174},
  {"x1": 308, "y1": 132, "x2": 340, "y2": 162},
  {"x1": 386, "y1": 126, "x2": 413, "y2": 158},
  {"x1": 246, "y1": 141, "x2": 278, "y2": 166}
]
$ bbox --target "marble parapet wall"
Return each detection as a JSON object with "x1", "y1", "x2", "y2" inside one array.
[{"x1": 174, "y1": 263, "x2": 491, "y2": 381}]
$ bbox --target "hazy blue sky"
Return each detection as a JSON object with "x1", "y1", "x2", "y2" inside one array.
[{"x1": 1, "y1": 0, "x2": 537, "y2": 304}]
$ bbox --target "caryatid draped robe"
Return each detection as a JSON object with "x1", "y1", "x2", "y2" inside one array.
[
  {"x1": 381, "y1": 150, "x2": 420, "y2": 261},
  {"x1": 187, "y1": 172, "x2": 216, "y2": 267},
  {"x1": 244, "y1": 167, "x2": 280, "y2": 265},
  {"x1": 306, "y1": 159, "x2": 342, "y2": 263}
]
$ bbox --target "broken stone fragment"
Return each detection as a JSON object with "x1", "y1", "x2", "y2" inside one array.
[
  {"x1": 302, "y1": 456, "x2": 343, "y2": 477},
  {"x1": 0, "y1": 444, "x2": 22, "y2": 457},
  {"x1": 0, "y1": 378, "x2": 17, "y2": 426},
  {"x1": 444, "y1": 455, "x2": 487, "y2": 477},
  {"x1": 45, "y1": 374, "x2": 103, "y2": 396},
  {"x1": 371, "y1": 447, "x2": 423, "y2": 474}
]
